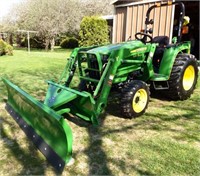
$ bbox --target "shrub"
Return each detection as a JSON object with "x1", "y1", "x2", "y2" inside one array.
[
  {"x1": 60, "y1": 37, "x2": 79, "y2": 49},
  {"x1": 79, "y1": 16, "x2": 109, "y2": 47},
  {"x1": 5, "y1": 44, "x2": 13, "y2": 55},
  {"x1": 0, "y1": 39, "x2": 13, "y2": 56},
  {"x1": 0, "y1": 39, "x2": 6, "y2": 56}
]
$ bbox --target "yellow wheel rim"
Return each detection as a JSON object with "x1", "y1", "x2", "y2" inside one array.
[
  {"x1": 183, "y1": 65, "x2": 195, "y2": 91},
  {"x1": 132, "y1": 89, "x2": 148, "y2": 113}
]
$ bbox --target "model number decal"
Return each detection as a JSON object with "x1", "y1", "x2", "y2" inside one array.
[{"x1": 131, "y1": 47, "x2": 147, "y2": 53}]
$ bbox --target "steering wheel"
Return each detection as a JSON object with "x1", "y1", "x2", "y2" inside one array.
[{"x1": 135, "y1": 32, "x2": 153, "y2": 43}]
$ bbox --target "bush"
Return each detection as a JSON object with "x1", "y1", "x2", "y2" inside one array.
[
  {"x1": 0, "y1": 39, "x2": 6, "y2": 56},
  {"x1": 79, "y1": 16, "x2": 109, "y2": 47},
  {"x1": 5, "y1": 44, "x2": 13, "y2": 55},
  {"x1": 60, "y1": 37, "x2": 79, "y2": 49},
  {"x1": 0, "y1": 39, "x2": 13, "y2": 56}
]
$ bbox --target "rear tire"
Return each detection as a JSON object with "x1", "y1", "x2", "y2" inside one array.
[
  {"x1": 166, "y1": 54, "x2": 198, "y2": 100},
  {"x1": 121, "y1": 80, "x2": 150, "y2": 118}
]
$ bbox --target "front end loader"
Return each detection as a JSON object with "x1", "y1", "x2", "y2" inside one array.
[{"x1": 2, "y1": 1, "x2": 198, "y2": 171}]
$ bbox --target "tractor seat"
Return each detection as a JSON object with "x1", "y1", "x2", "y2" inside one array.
[
  {"x1": 152, "y1": 36, "x2": 169, "y2": 72},
  {"x1": 152, "y1": 36, "x2": 169, "y2": 46}
]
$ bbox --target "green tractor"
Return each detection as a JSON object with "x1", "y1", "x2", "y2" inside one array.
[{"x1": 2, "y1": 1, "x2": 198, "y2": 171}]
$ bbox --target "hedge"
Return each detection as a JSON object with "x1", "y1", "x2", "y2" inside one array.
[
  {"x1": 60, "y1": 37, "x2": 79, "y2": 49},
  {"x1": 79, "y1": 16, "x2": 109, "y2": 47}
]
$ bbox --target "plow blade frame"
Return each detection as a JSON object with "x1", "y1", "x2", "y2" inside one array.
[
  {"x1": 45, "y1": 81, "x2": 98, "y2": 125},
  {"x1": 2, "y1": 78, "x2": 73, "y2": 172}
]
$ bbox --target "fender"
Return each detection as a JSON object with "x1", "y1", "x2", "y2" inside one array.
[{"x1": 158, "y1": 41, "x2": 191, "y2": 80}]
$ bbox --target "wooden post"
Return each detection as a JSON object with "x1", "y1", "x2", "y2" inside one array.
[
  {"x1": 17, "y1": 30, "x2": 38, "y2": 53},
  {"x1": 27, "y1": 31, "x2": 30, "y2": 53}
]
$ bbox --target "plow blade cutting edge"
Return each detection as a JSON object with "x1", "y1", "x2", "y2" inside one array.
[{"x1": 2, "y1": 78, "x2": 73, "y2": 172}]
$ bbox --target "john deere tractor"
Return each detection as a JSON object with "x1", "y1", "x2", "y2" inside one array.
[{"x1": 2, "y1": 1, "x2": 198, "y2": 171}]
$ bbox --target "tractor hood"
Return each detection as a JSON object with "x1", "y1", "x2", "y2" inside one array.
[{"x1": 87, "y1": 40, "x2": 145, "y2": 55}]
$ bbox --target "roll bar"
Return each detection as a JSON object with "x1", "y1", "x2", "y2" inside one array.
[{"x1": 145, "y1": 1, "x2": 185, "y2": 43}]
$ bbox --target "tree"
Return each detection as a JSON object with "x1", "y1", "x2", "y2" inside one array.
[
  {"x1": 1, "y1": 0, "x2": 114, "y2": 50},
  {"x1": 0, "y1": 10, "x2": 19, "y2": 45},
  {"x1": 79, "y1": 16, "x2": 109, "y2": 46},
  {"x1": 82, "y1": 0, "x2": 114, "y2": 16},
  {"x1": 7, "y1": 0, "x2": 83, "y2": 50},
  {"x1": 38, "y1": 0, "x2": 83, "y2": 50}
]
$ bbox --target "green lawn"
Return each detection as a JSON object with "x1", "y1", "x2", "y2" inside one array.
[{"x1": 0, "y1": 49, "x2": 200, "y2": 175}]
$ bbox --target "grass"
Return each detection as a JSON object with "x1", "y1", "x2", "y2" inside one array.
[{"x1": 0, "y1": 49, "x2": 200, "y2": 175}]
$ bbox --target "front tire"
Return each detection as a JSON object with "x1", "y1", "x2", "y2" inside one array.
[
  {"x1": 121, "y1": 80, "x2": 150, "y2": 118},
  {"x1": 166, "y1": 54, "x2": 198, "y2": 100}
]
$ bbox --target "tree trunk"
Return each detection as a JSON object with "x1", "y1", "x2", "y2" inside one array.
[
  {"x1": 45, "y1": 38, "x2": 50, "y2": 51},
  {"x1": 16, "y1": 34, "x2": 22, "y2": 47},
  {"x1": 50, "y1": 37, "x2": 55, "y2": 51},
  {"x1": 9, "y1": 33, "x2": 13, "y2": 46}
]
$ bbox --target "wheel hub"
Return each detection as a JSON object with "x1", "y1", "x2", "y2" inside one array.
[
  {"x1": 135, "y1": 96, "x2": 140, "y2": 103},
  {"x1": 132, "y1": 89, "x2": 148, "y2": 113},
  {"x1": 183, "y1": 65, "x2": 195, "y2": 91}
]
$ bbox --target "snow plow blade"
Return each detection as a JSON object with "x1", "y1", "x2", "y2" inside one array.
[{"x1": 2, "y1": 78, "x2": 73, "y2": 172}]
